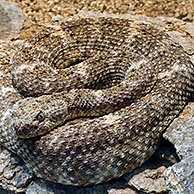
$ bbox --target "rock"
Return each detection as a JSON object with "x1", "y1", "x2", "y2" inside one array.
[
  {"x1": 129, "y1": 167, "x2": 166, "y2": 193},
  {"x1": 163, "y1": 102, "x2": 194, "y2": 194},
  {"x1": 0, "y1": 0, "x2": 24, "y2": 39},
  {"x1": 164, "y1": 156, "x2": 194, "y2": 194},
  {"x1": 108, "y1": 188, "x2": 137, "y2": 194},
  {"x1": 0, "y1": 146, "x2": 33, "y2": 193},
  {"x1": 0, "y1": 188, "x2": 14, "y2": 194},
  {"x1": 163, "y1": 103, "x2": 194, "y2": 159}
]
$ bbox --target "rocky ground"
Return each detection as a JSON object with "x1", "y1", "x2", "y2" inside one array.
[
  {"x1": 5, "y1": 0, "x2": 194, "y2": 39},
  {"x1": 0, "y1": 0, "x2": 194, "y2": 194}
]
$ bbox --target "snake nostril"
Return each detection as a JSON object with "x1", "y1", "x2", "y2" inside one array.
[
  {"x1": 16, "y1": 124, "x2": 31, "y2": 138},
  {"x1": 33, "y1": 125, "x2": 38, "y2": 130},
  {"x1": 16, "y1": 127, "x2": 25, "y2": 137}
]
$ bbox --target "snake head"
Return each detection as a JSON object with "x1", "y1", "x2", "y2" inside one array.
[{"x1": 11, "y1": 95, "x2": 68, "y2": 139}]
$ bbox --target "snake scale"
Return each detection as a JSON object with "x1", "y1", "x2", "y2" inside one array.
[{"x1": 1, "y1": 14, "x2": 194, "y2": 186}]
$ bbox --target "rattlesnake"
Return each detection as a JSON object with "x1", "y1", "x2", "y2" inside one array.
[{"x1": 1, "y1": 14, "x2": 194, "y2": 186}]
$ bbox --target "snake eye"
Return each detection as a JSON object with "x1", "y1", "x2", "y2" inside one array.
[{"x1": 35, "y1": 111, "x2": 45, "y2": 122}]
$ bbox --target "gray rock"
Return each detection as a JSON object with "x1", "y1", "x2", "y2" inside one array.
[
  {"x1": 163, "y1": 102, "x2": 194, "y2": 194},
  {"x1": 128, "y1": 166, "x2": 166, "y2": 193},
  {"x1": 108, "y1": 188, "x2": 137, "y2": 194},
  {"x1": 0, "y1": 145, "x2": 33, "y2": 193},
  {"x1": 163, "y1": 103, "x2": 194, "y2": 159},
  {"x1": 164, "y1": 156, "x2": 194, "y2": 194},
  {"x1": 0, "y1": 0, "x2": 24, "y2": 39},
  {"x1": 0, "y1": 187, "x2": 14, "y2": 194}
]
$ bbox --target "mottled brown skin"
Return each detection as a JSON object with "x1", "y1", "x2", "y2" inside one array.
[{"x1": 5, "y1": 15, "x2": 194, "y2": 186}]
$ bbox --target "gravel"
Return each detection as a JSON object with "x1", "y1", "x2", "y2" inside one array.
[{"x1": 8, "y1": 0, "x2": 194, "y2": 39}]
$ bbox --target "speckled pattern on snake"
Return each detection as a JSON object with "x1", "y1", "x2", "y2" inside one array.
[{"x1": 1, "y1": 14, "x2": 194, "y2": 186}]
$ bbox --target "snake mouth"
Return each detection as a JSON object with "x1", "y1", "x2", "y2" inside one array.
[{"x1": 15, "y1": 124, "x2": 39, "y2": 139}]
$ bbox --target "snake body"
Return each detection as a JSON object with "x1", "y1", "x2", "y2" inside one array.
[{"x1": 1, "y1": 14, "x2": 194, "y2": 186}]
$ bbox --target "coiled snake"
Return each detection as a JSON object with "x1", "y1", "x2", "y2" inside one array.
[{"x1": 1, "y1": 14, "x2": 194, "y2": 186}]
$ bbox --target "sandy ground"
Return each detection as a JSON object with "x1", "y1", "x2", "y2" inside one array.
[{"x1": 8, "y1": 0, "x2": 194, "y2": 39}]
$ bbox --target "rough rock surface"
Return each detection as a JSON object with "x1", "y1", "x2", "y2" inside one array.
[
  {"x1": 0, "y1": 2, "x2": 194, "y2": 194},
  {"x1": 163, "y1": 102, "x2": 194, "y2": 194},
  {"x1": 164, "y1": 156, "x2": 194, "y2": 194},
  {"x1": 164, "y1": 102, "x2": 194, "y2": 159},
  {"x1": 0, "y1": 0, "x2": 24, "y2": 39}
]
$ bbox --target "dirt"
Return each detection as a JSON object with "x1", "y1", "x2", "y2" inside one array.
[{"x1": 8, "y1": 0, "x2": 194, "y2": 39}]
